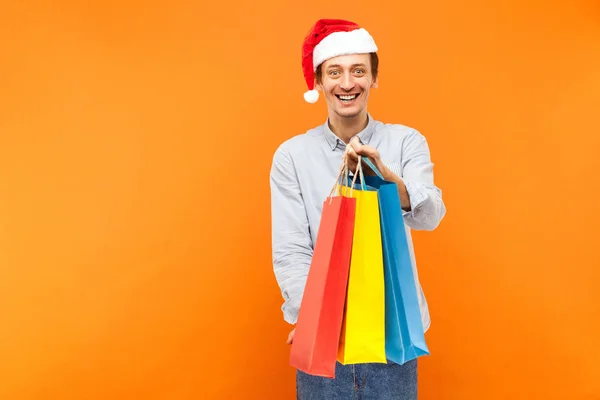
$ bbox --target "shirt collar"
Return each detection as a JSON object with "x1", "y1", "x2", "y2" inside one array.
[{"x1": 322, "y1": 113, "x2": 376, "y2": 151}]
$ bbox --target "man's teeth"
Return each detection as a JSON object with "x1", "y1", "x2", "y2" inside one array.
[{"x1": 338, "y1": 94, "x2": 358, "y2": 100}]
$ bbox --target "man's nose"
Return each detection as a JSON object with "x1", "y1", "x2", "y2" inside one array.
[{"x1": 340, "y1": 74, "x2": 355, "y2": 90}]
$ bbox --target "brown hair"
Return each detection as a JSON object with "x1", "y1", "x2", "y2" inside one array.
[{"x1": 315, "y1": 52, "x2": 379, "y2": 84}]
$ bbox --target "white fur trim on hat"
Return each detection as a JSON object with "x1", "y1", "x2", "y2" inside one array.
[
  {"x1": 303, "y1": 89, "x2": 319, "y2": 103},
  {"x1": 312, "y1": 28, "x2": 378, "y2": 70}
]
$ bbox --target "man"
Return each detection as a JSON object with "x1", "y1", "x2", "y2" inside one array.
[{"x1": 269, "y1": 18, "x2": 446, "y2": 399}]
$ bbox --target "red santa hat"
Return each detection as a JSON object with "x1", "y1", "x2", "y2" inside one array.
[{"x1": 301, "y1": 19, "x2": 378, "y2": 103}]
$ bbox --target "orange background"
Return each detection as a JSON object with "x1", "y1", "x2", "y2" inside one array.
[{"x1": 1, "y1": 0, "x2": 599, "y2": 399}]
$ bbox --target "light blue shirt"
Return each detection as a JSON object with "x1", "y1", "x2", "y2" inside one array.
[{"x1": 269, "y1": 113, "x2": 446, "y2": 331}]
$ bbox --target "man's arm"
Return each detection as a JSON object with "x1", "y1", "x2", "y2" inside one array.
[
  {"x1": 393, "y1": 130, "x2": 446, "y2": 231},
  {"x1": 348, "y1": 131, "x2": 446, "y2": 231},
  {"x1": 269, "y1": 143, "x2": 313, "y2": 325}
]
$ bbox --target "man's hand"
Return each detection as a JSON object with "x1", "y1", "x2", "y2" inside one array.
[
  {"x1": 286, "y1": 328, "x2": 296, "y2": 344},
  {"x1": 345, "y1": 137, "x2": 389, "y2": 178},
  {"x1": 345, "y1": 137, "x2": 412, "y2": 211}
]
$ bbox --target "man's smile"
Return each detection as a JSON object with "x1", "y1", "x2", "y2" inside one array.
[{"x1": 335, "y1": 93, "x2": 360, "y2": 103}]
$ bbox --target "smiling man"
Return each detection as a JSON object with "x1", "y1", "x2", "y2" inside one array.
[{"x1": 269, "y1": 19, "x2": 446, "y2": 399}]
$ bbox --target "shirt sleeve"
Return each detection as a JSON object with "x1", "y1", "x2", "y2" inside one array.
[
  {"x1": 400, "y1": 130, "x2": 447, "y2": 231},
  {"x1": 269, "y1": 143, "x2": 313, "y2": 325}
]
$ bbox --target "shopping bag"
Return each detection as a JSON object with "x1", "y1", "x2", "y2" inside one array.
[
  {"x1": 361, "y1": 157, "x2": 430, "y2": 365},
  {"x1": 289, "y1": 159, "x2": 357, "y2": 378},
  {"x1": 337, "y1": 157, "x2": 387, "y2": 365}
]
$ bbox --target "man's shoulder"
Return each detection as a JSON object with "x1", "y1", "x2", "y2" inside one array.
[
  {"x1": 374, "y1": 119, "x2": 424, "y2": 141},
  {"x1": 272, "y1": 124, "x2": 324, "y2": 159}
]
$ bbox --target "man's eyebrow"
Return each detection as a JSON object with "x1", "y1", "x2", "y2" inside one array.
[{"x1": 325, "y1": 63, "x2": 367, "y2": 69}]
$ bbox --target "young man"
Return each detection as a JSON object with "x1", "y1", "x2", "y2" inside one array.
[{"x1": 269, "y1": 19, "x2": 446, "y2": 399}]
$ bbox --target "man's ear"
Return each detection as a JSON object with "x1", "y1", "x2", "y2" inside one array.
[
  {"x1": 371, "y1": 77, "x2": 379, "y2": 89},
  {"x1": 314, "y1": 78, "x2": 322, "y2": 91}
]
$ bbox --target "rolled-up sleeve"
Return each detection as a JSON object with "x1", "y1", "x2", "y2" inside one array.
[
  {"x1": 401, "y1": 130, "x2": 446, "y2": 231},
  {"x1": 269, "y1": 144, "x2": 313, "y2": 324}
]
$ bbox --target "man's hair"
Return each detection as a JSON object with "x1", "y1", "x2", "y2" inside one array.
[{"x1": 315, "y1": 52, "x2": 379, "y2": 84}]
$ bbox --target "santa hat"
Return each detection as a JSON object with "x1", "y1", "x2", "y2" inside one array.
[{"x1": 301, "y1": 19, "x2": 378, "y2": 103}]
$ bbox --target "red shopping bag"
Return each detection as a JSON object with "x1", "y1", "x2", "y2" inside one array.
[{"x1": 289, "y1": 161, "x2": 357, "y2": 378}]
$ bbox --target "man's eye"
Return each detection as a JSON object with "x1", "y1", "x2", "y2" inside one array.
[{"x1": 355, "y1": 69, "x2": 365, "y2": 74}]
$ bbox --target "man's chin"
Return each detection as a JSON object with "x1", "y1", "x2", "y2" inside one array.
[{"x1": 336, "y1": 108, "x2": 363, "y2": 119}]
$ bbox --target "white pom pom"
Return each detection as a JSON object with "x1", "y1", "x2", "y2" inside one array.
[{"x1": 303, "y1": 89, "x2": 319, "y2": 103}]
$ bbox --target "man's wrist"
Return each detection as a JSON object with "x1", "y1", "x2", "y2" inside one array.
[{"x1": 379, "y1": 163, "x2": 394, "y2": 181}]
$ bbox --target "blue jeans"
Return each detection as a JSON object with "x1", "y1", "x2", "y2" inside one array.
[{"x1": 296, "y1": 359, "x2": 418, "y2": 399}]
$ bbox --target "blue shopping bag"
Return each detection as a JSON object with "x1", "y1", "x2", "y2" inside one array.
[{"x1": 350, "y1": 157, "x2": 429, "y2": 365}]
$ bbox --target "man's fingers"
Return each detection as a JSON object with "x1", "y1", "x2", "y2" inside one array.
[
  {"x1": 350, "y1": 138, "x2": 362, "y2": 152},
  {"x1": 287, "y1": 329, "x2": 295, "y2": 344},
  {"x1": 351, "y1": 141, "x2": 378, "y2": 159},
  {"x1": 346, "y1": 145, "x2": 358, "y2": 161}
]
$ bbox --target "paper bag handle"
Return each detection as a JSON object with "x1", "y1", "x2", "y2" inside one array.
[
  {"x1": 360, "y1": 156, "x2": 385, "y2": 180},
  {"x1": 327, "y1": 153, "x2": 365, "y2": 201}
]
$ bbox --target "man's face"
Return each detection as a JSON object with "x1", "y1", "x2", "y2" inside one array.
[{"x1": 315, "y1": 53, "x2": 378, "y2": 119}]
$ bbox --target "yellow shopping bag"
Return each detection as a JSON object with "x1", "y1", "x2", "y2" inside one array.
[{"x1": 337, "y1": 157, "x2": 387, "y2": 364}]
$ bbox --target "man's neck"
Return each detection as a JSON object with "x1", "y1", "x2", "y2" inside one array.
[{"x1": 327, "y1": 111, "x2": 369, "y2": 144}]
